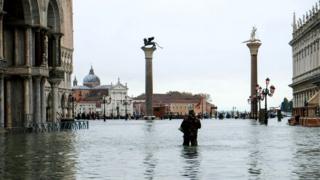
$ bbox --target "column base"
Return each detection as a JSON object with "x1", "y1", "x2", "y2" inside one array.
[{"x1": 144, "y1": 116, "x2": 156, "y2": 120}]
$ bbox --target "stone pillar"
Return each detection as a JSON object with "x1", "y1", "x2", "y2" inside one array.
[
  {"x1": 5, "y1": 79, "x2": 12, "y2": 128},
  {"x1": 14, "y1": 28, "x2": 19, "y2": 66},
  {"x1": 0, "y1": 13, "x2": 4, "y2": 59},
  {"x1": 34, "y1": 77, "x2": 41, "y2": 124},
  {"x1": 246, "y1": 41, "x2": 261, "y2": 119},
  {"x1": 42, "y1": 31, "x2": 48, "y2": 67},
  {"x1": 0, "y1": 75, "x2": 3, "y2": 128},
  {"x1": 52, "y1": 33, "x2": 62, "y2": 67},
  {"x1": 141, "y1": 46, "x2": 156, "y2": 120},
  {"x1": 41, "y1": 78, "x2": 47, "y2": 123},
  {"x1": 23, "y1": 76, "x2": 31, "y2": 127},
  {"x1": 49, "y1": 80, "x2": 60, "y2": 122},
  {"x1": 24, "y1": 27, "x2": 32, "y2": 67}
]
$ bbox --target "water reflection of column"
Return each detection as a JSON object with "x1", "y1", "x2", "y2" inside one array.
[{"x1": 143, "y1": 122, "x2": 157, "y2": 179}]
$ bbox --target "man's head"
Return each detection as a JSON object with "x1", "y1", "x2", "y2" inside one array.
[{"x1": 189, "y1": 110, "x2": 195, "y2": 117}]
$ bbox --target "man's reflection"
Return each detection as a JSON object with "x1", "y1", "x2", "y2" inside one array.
[{"x1": 181, "y1": 146, "x2": 200, "y2": 179}]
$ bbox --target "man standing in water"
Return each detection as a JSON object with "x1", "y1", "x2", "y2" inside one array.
[{"x1": 180, "y1": 110, "x2": 201, "y2": 146}]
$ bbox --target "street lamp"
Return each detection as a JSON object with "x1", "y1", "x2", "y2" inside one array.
[
  {"x1": 261, "y1": 78, "x2": 276, "y2": 125},
  {"x1": 102, "y1": 95, "x2": 111, "y2": 122},
  {"x1": 122, "y1": 95, "x2": 132, "y2": 120}
]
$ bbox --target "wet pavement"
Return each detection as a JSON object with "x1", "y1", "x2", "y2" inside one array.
[{"x1": 1, "y1": 118, "x2": 320, "y2": 179}]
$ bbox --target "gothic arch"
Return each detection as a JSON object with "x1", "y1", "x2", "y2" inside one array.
[
  {"x1": 30, "y1": 0, "x2": 40, "y2": 25},
  {"x1": 3, "y1": 0, "x2": 33, "y2": 24},
  {"x1": 46, "y1": 0, "x2": 63, "y2": 33}
]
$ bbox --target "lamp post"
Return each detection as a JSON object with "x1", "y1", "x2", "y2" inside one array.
[
  {"x1": 122, "y1": 95, "x2": 132, "y2": 120},
  {"x1": 261, "y1": 78, "x2": 275, "y2": 125}
]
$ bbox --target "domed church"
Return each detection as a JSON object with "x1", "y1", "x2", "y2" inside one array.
[
  {"x1": 83, "y1": 66, "x2": 101, "y2": 88},
  {"x1": 72, "y1": 66, "x2": 133, "y2": 119}
]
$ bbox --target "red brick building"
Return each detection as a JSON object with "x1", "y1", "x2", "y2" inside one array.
[{"x1": 133, "y1": 92, "x2": 216, "y2": 119}]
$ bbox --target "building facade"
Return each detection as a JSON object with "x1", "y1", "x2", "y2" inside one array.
[
  {"x1": 72, "y1": 67, "x2": 133, "y2": 119},
  {"x1": 290, "y1": 2, "x2": 320, "y2": 117},
  {"x1": 0, "y1": 0, "x2": 74, "y2": 129},
  {"x1": 133, "y1": 93, "x2": 216, "y2": 119}
]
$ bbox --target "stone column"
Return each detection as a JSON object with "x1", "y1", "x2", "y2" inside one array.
[
  {"x1": 0, "y1": 75, "x2": 3, "y2": 128},
  {"x1": 34, "y1": 77, "x2": 41, "y2": 124},
  {"x1": 246, "y1": 41, "x2": 261, "y2": 119},
  {"x1": 49, "y1": 80, "x2": 60, "y2": 122},
  {"x1": 14, "y1": 28, "x2": 19, "y2": 66},
  {"x1": 41, "y1": 78, "x2": 47, "y2": 123},
  {"x1": 0, "y1": 13, "x2": 4, "y2": 60},
  {"x1": 5, "y1": 79, "x2": 12, "y2": 128},
  {"x1": 52, "y1": 33, "x2": 62, "y2": 67},
  {"x1": 42, "y1": 31, "x2": 48, "y2": 67},
  {"x1": 23, "y1": 76, "x2": 31, "y2": 127},
  {"x1": 141, "y1": 46, "x2": 156, "y2": 120},
  {"x1": 24, "y1": 27, "x2": 32, "y2": 67}
]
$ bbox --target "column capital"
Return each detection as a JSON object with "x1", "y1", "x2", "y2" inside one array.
[
  {"x1": 247, "y1": 42, "x2": 262, "y2": 55},
  {"x1": 48, "y1": 79, "x2": 61, "y2": 88},
  {"x1": 142, "y1": 46, "x2": 157, "y2": 59}
]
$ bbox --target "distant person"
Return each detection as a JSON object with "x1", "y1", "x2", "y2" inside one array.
[
  {"x1": 277, "y1": 110, "x2": 283, "y2": 122},
  {"x1": 180, "y1": 110, "x2": 201, "y2": 146}
]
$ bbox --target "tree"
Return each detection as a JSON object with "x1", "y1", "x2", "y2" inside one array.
[
  {"x1": 196, "y1": 93, "x2": 212, "y2": 102},
  {"x1": 280, "y1": 98, "x2": 291, "y2": 112}
]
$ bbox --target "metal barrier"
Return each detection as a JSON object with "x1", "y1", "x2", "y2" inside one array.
[{"x1": 5, "y1": 120, "x2": 89, "y2": 134}]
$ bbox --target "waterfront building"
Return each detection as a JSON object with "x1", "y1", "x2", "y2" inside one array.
[
  {"x1": 290, "y1": 2, "x2": 320, "y2": 117},
  {"x1": 0, "y1": 0, "x2": 74, "y2": 129},
  {"x1": 72, "y1": 67, "x2": 133, "y2": 118},
  {"x1": 133, "y1": 92, "x2": 216, "y2": 118}
]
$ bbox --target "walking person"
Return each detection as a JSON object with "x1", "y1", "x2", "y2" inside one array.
[{"x1": 180, "y1": 110, "x2": 201, "y2": 146}]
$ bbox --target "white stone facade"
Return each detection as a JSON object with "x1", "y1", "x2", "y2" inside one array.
[
  {"x1": 290, "y1": 3, "x2": 320, "y2": 114},
  {"x1": 102, "y1": 79, "x2": 133, "y2": 117}
]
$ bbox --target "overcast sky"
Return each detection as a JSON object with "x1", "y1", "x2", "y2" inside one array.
[{"x1": 73, "y1": 0, "x2": 316, "y2": 111}]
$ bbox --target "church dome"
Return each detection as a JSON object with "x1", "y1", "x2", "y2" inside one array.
[{"x1": 83, "y1": 66, "x2": 101, "y2": 88}]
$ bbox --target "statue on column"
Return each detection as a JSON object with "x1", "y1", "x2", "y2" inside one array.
[
  {"x1": 143, "y1": 37, "x2": 163, "y2": 49},
  {"x1": 243, "y1": 26, "x2": 261, "y2": 43}
]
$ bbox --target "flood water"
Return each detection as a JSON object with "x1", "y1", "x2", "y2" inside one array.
[{"x1": 1, "y1": 118, "x2": 320, "y2": 179}]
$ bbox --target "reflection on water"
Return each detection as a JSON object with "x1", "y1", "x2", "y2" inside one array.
[
  {"x1": 181, "y1": 146, "x2": 200, "y2": 180},
  {"x1": 0, "y1": 132, "x2": 76, "y2": 179},
  {"x1": 143, "y1": 121, "x2": 157, "y2": 180},
  {"x1": 1, "y1": 119, "x2": 320, "y2": 179}
]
